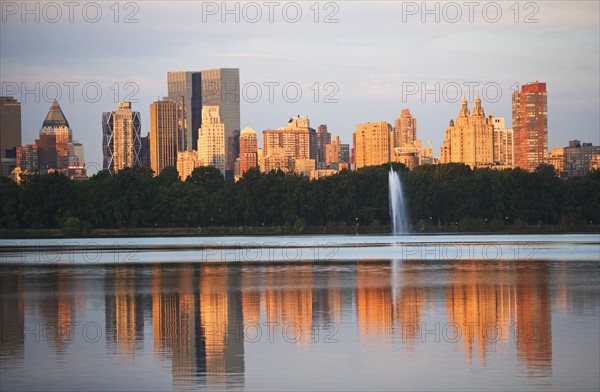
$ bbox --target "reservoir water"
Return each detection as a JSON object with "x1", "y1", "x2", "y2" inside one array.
[{"x1": 1, "y1": 234, "x2": 598, "y2": 391}]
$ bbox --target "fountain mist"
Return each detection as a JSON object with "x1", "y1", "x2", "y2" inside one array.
[{"x1": 388, "y1": 167, "x2": 409, "y2": 235}]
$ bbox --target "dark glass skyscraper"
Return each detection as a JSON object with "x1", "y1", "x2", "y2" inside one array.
[{"x1": 167, "y1": 71, "x2": 202, "y2": 151}]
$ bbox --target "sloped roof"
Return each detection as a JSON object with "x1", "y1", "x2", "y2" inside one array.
[{"x1": 42, "y1": 99, "x2": 69, "y2": 128}]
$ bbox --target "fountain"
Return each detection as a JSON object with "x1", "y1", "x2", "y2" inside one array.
[{"x1": 388, "y1": 167, "x2": 409, "y2": 235}]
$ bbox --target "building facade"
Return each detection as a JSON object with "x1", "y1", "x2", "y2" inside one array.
[
  {"x1": 563, "y1": 140, "x2": 600, "y2": 178},
  {"x1": 394, "y1": 108, "x2": 416, "y2": 148},
  {"x1": 547, "y1": 147, "x2": 564, "y2": 175},
  {"x1": 316, "y1": 124, "x2": 331, "y2": 169},
  {"x1": 353, "y1": 121, "x2": 393, "y2": 169},
  {"x1": 102, "y1": 101, "x2": 142, "y2": 174},
  {"x1": 0, "y1": 96, "x2": 21, "y2": 176},
  {"x1": 177, "y1": 150, "x2": 199, "y2": 181},
  {"x1": 263, "y1": 116, "x2": 312, "y2": 172},
  {"x1": 167, "y1": 71, "x2": 202, "y2": 152},
  {"x1": 491, "y1": 116, "x2": 514, "y2": 168},
  {"x1": 197, "y1": 106, "x2": 226, "y2": 175},
  {"x1": 440, "y1": 96, "x2": 494, "y2": 168},
  {"x1": 201, "y1": 69, "x2": 240, "y2": 175},
  {"x1": 239, "y1": 127, "x2": 258, "y2": 176},
  {"x1": 513, "y1": 81, "x2": 548, "y2": 171},
  {"x1": 150, "y1": 99, "x2": 183, "y2": 176}
]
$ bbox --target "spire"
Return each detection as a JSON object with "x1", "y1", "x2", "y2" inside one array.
[
  {"x1": 42, "y1": 99, "x2": 70, "y2": 128},
  {"x1": 459, "y1": 96, "x2": 469, "y2": 117},
  {"x1": 473, "y1": 94, "x2": 484, "y2": 117}
]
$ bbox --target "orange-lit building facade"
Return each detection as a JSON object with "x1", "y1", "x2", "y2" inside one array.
[
  {"x1": 353, "y1": 121, "x2": 393, "y2": 169},
  {"x1": 513, "y1": 81, "x2": 548, "y2": 172},
  {"x1": 440, "y1": 96, "x2": 494, "y2": 168},
  {"x1": 239, "y1": 127, "x2": 258, "y2": 176}
]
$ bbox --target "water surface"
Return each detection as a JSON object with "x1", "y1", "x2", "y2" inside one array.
[{"x1": 1, "y1": 234, "x2": 598, "y2": 391}]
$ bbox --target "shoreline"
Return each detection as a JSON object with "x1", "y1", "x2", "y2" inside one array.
[{"x1": 1, "y1": 224, "x2": 599, "y2": 239}]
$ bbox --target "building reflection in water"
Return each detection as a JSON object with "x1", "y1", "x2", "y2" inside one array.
[
  {"x1": 515, "y1": 264, "x2": 552, "y2": 377},
  {"x1": 0, "y1": 268, "x2": 24, "y2": 360},
  {"x1": 263, "y1": 264, "x2": 314, "y2": 345},
  {"x1": 35, "y1": 268, "x2": 78, "y2": 357},
  {"x1": 445, "y1": 260, "x2": 552, "y2": 375},
  {"x1": 356, "y1": 260, "x2": 427, "y2": 346},
  {"x1": 149, "y1": 264, "x2": 245, "y2": 389},
  {"x1": 0, "y1": 258, "x2": 562, "y2": 388},
  {"x1": 105, "y1": 265, "x2": 145, "y2": 357}
]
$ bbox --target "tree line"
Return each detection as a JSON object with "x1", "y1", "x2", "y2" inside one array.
[{"x1": 1, "y1": 163, "x2": 598, "y2": 232}]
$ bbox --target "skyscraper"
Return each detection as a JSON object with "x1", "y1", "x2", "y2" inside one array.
[
  {"x1": 167, "y1": 71, "x2": 202, "y2": 151},
  {"x1": 491, "y1": 117, "x2": 514, "y2": 168},
  {"x1": 316, "y1": 124, "x2": 331, "y2": 169},
  {"x1": 353, "y1": 121, "x2": 393, "y2": 169},
  {"x1": 201, "y1": 69, "x2": 240, "y2": 175},
  {"x1": 440, "y1": 96, "x2": 494, "y2": 168},
  {"x1": 394, "y1": 109, "x2": 416, "y2": 147},
  {"x1": 239, "y1": 127, "x2": 258, "y2": 176},
  {"x1": 150, "y1": 99, "x2": 182, "y2": 176},
  {"x1": 198, "y1": 106, "x2": 226, "y2": 175},
  {"x1": 40, "y1": 99, "x2": 72, "y2": 144},
  {"x1": 513, "y1": 81, "x2": 548, "y2": 171},
  {"x1": 0, "y1": 96, "x2": 21, "y2": 176},
  {"x1": 102, "y1": 101, "x2": 142, "y2": 174}
]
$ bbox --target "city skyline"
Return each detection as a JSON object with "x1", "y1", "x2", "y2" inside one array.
[{"x1": 1, "y1": 1, "x2": 598, "y2": 174}]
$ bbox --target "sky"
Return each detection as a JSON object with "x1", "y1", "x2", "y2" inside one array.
[{"x1": 1, "y1": 0, "x2": 599, "y2": 175}]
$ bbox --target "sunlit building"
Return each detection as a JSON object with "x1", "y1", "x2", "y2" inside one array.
[
  {"x1": 513, "y1": 81, "x2": 548, "y2": 171},
  {"x1": 440, "y1": 96, "x2": 494, "y2": 168},
  {"x1": 263, "y1": 116, "x2": 312, "y2": 172},
  {"x1": 198, "y1": 106, "x2": 225, "y2": 175},
  {"x1": 177, "y1": 150, "x2": 199, "y2": 181},
  {"x1": 239, "y1": 126, "x2": 258, "y2": 177},
  {"x1": 353, "y1": 121, "x2": 393, "y2": 169},
  {"x1": 150, "y1": 99, "x2": 182, "y2": 175},
  {"x1": 547, "y1": 147, "x2": 564, "y2": 176},
  {"x1": 394, "y1": 108, "x2": 417, "y2": 148},
  {"x1": 316, "y1": 124, "x2": 331, "y2": 169},
  {"x1": 391, "y1": 148, "x2": 419, "y2": 169},
  {"x1": 491, "y1": 116, "x2": 514, "y2": 168},
  {"x1": 325, "y1": 135, "x2": 350, "y2": 168},
  {"x1": 102, "y1": 101, "x2": 142, "y2": 174}
]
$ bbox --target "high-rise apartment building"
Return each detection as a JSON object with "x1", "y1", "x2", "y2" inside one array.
[
  {"x1": 201, "y1": 69, "x2": 240, "y2": 175},
  {"x1": 150, "y1": 99, "x2": 182, "y2": 176},
  {"x1": 513, "y1": 81, "x2": 548, "y2": 171},
  {"x1": 167, "y1": 71, "x2": 201, "y2": 151},
  {"x1": 102, "y1": 101, "x2": 141, "y2": 173},
  {"x1": 198, "y1": 106, "x2": 226, "y2": 175},
  {"x1": 317, "y1": 124, "x2": 331, "y2": 169},
  {"x1": 394, "y1": 109, "x2": 416, "y2": 148},
  {"x1": 353, "y1": 121, "x2": 393, "y2": 169},
  {"x1": 440, "y1": 96, "x2": 494, "y2": 168},
  {"x1": 563, "y1": 140, "x2": 600, "y2": 178},
  {"x1": 177, "y1": 150, "x2": 199, "y2": 181},
  {"x1": 263, "y1": 116, "x2": 312, "y2": 172},
  {"x1": 491, "y1": 117, "x2": 514, "y2": 168},
  {"x1": 239, "y1": 127, "x2": 258, "y2": 176},
  {"x1": 0, "y1": 96, "x2": 21, "y2": 176},
  {"x1": 16, "y1": 144, "x2": 38, "y2": 174},
  {"x1": 547, "y1": 147, "x2": 564, "y2": 175},
  {"x1": 325, "y1": 135, "x2": 350, "y2": 167}
]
